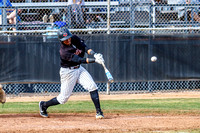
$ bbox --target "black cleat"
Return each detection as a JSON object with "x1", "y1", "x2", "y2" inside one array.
[
  {"x1": 39, "y1": 101, "x2": 48, "y2": 118},
  {"x1": 96, "y1": 111, "x2": 104, "y2": 119}
]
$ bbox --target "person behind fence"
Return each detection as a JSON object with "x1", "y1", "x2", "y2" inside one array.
[
  {"x1": 7, "y1": 9, "x2": 21, "y2": 30},
  {"x1": 0, "y1": 0, "x2": 12, "y2": 25},
  {"x1": 68, "y1": 0, "x2": 86, "y2": 28},
  {"x1": 177, "y1": 0, "x2": 200, "y2": 22},
  {"x1": 39, "y1": 27, "x2": 105, "y2": 119},
  {"x1": 0, "y1": 0, "x2": 21, "y2": 30}
]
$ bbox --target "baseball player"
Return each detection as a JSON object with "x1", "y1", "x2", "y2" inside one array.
[
  {"x1": 39, "y1": 27, "x2": 105, "y2": 119},
  {"x1": 0, "y1": 84, "x2": 6, "y2": 104}
]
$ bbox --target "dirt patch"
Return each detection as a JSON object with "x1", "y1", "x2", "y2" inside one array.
[
  {"x1": 1, "y1": 91, "x2": 200, "y2": 132},
  {"x1": 0, "y1": 113, "x2": 200, "y2": 133}
]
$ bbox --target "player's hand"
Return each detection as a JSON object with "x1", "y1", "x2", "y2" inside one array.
[
  {"x1": 95, "y1": 58, "x2": 104, "y2": 64},
  {"x1": 94, "y1": 53, "x2": 104, "y2": 62},
  {"x1": 94, "y1": 53, "x2": 104, "y2": 64},
  {"x1": 94, "y1": 53, "x2": 103, "y2": 60}
]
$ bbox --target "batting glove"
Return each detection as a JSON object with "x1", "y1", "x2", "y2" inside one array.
[
  {"x1": 94, "y1": 53, "x2": 104, "y2": 64},
  {"x1": 95, "y1": 59, "x2": 104, "y2": 64},
  {"x1": 94, "y1": 53, "x2": 102, "y2": 58}
]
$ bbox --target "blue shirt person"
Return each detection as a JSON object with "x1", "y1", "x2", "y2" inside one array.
[
  {"x1": 0, "y1": 0, "x2": 12, "y2": 24},
  {"x1": 0, "y1": 0, "x2": 12, "y2": 15}
]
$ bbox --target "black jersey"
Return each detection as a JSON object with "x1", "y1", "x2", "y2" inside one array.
[{"x1": 59, "y1": 35, "x2": 90, "y2": 68}]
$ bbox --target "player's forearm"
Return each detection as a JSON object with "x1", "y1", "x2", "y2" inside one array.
[
  {"x1": 87, "y1": 49, "x2": 95, "y2": 55},
  {"x1": 77, "y1": 58, "x2": 95, "y2": 64},
  {"x1": 72, "y1": 55, "x2": 95, "y2": 64}
]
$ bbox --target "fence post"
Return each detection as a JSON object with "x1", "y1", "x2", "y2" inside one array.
[
  {"x1": 107, "y1": 0, "x2": 111, "y2": 34},
  {"x1": 106, "y1": 82, "x2": 110, "y2": 95},
  {"x1": 151, "y1": 2, "x2": 155, "y2": 34},
  {"x1": 2, "y1": 0, "x2": 7, "y2": 31},
  {"x1": 67, "y1": 5, "x2": 71, "y2": 28},
  {"x1": 16, "y1": 7, "x2": 18, "y2": 33},
  {"x1": 130, "y1": 0, "x2": 135, "y2": 29}
]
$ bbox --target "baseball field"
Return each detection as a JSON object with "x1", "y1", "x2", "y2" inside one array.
[{"x1": 1, "y1": 91, "x2": 200, "y2": 133}]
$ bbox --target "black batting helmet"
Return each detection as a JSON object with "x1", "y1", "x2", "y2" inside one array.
[{"x1": 57, "y1": 27, "x2": 72, "y2": 41}]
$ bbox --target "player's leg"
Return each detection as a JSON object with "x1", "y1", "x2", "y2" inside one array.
[
  {"x1": 39, "y1": 97, "x2": 59, "y2": 117},
  {"x1": 90, "y1": 90, "x2": 104, "y2": 119},
  {"x1": 77, "y1": 66, "x2": 104, "y2": 119},
  {"x1": 39, "y1": 68, "x2": 79, "y2": 117}
]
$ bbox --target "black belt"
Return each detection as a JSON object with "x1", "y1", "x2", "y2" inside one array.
[{"x1": 68, "y1": 65, "x2": 80, "y2": 69}]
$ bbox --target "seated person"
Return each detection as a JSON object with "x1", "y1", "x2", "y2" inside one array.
[
  {"x1": 7, "y1": 9, "x2": 22, "y2": 26},
  {"x1": 155, "y1": 0, "x2": 167, "y2": 4},
  {"x1": 0, "y1": 0, "x2": 12, "y2": 25},
  {"x1": 0, "y1": 0, "x2": 21, "y2": 31},
  {"x1": 178, "y1": 0, "x2": 200, "y2": 22}
]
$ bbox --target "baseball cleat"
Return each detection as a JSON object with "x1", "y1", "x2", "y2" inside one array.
[
  {"x1": 96, "y1": 111, "x2": 104, "y2": 119},
  {"x1": 39, "y1": 101, "x2": 48, "y2": 118}
]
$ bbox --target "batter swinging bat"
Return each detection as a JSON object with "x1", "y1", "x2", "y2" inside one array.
[{"x1": 102, "y1": 62, "x2": 114, "y2": 83}]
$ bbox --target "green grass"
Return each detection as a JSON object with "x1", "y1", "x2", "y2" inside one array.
[
  {"x1": 1, "y1": 98, "x2": 200, "y2": 133},
  {"x1": 1, "y1": 98, "x2": 200, "y2": 114}
]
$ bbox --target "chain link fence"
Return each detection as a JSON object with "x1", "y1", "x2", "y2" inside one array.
[
  {"x1": 1, "y1": 1, "x2": 200, "y2": 97},
  {"x1": 1, "y1": 1, "x2": 200, "y2": 35},
  {"x1": 2, "y1": 80, "x2": 200, "y2": 97}
]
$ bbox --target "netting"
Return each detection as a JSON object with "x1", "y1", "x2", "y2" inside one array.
[{"x1": 1, "y1": 1, "x2": 200, "y2": 35}]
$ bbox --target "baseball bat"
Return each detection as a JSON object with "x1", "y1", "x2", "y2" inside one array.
[{"x1": 102, "y1": 62, "x2": 114, "y2": 83}]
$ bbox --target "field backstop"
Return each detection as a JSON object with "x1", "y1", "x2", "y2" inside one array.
[{"x1": 0, "y1": 1, "x2": 200, "y2": 96}]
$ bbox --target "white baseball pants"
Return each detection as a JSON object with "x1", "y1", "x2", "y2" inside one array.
[{"x1": 57, "y1": 66, "x2": 97, "y2": 104}]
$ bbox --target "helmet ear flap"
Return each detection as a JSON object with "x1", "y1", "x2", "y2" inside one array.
[{"x1": 58, "y1": 27, "x2": 72, "y2": 41}]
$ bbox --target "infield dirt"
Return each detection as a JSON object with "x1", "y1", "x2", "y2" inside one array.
[{"x1": 1, "y1": 91, "x2": 200, "y2": 133}]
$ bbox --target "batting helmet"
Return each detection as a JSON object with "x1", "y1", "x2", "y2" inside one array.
[{"x1": 57, "y1": 27, "x2": 72, "y2": 41}]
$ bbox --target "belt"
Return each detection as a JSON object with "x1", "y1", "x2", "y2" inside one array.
[{"x1": 68, "y1": 65, "x2": 80, "y2": 69}]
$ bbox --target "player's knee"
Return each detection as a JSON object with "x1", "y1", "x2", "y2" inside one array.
[
  {"x1": 57, "y1": 95, "x2": 69, "y2": 104},
  {"x1": 58, "y1": 98, "x2": 68, "y2": 104},
  {"x1": 88, "y1": 84, "x2": 98, "y2": 92}
]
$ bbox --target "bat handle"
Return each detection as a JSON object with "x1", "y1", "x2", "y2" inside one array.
[
  {"x1": 102, "y1": 62, "x2": 106, "y2": 69},
  {"x1": 101, "y1": 62, "x2": 107, "y2": 72}
]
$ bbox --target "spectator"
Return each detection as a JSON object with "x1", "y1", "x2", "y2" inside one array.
[
  {"x1": 7, "y1": 9, "x2": 22, "y2": 27},
  {"x1": 154, "y1": 0, "x2": 167, "y2": 4},
  {"x1": 68, "y1": 0, "x2": 85, "y2": 28},
  {"x1": 0, "y1": 0, "x2": 21, "y2": 31},
  {"x1": 50, "y1": 0, "x2": 60, "y2": 22},
  {"x1": 0, "y1": 0, "x2": 12, "y2": 24},
  {"x1": 178, "y1": 0, "x2": 200, "y2": 22}
]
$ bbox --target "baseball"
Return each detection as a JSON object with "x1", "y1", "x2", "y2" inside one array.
[{"x1": 151, "y1": 56, "x2": 157, "y2": 62}]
